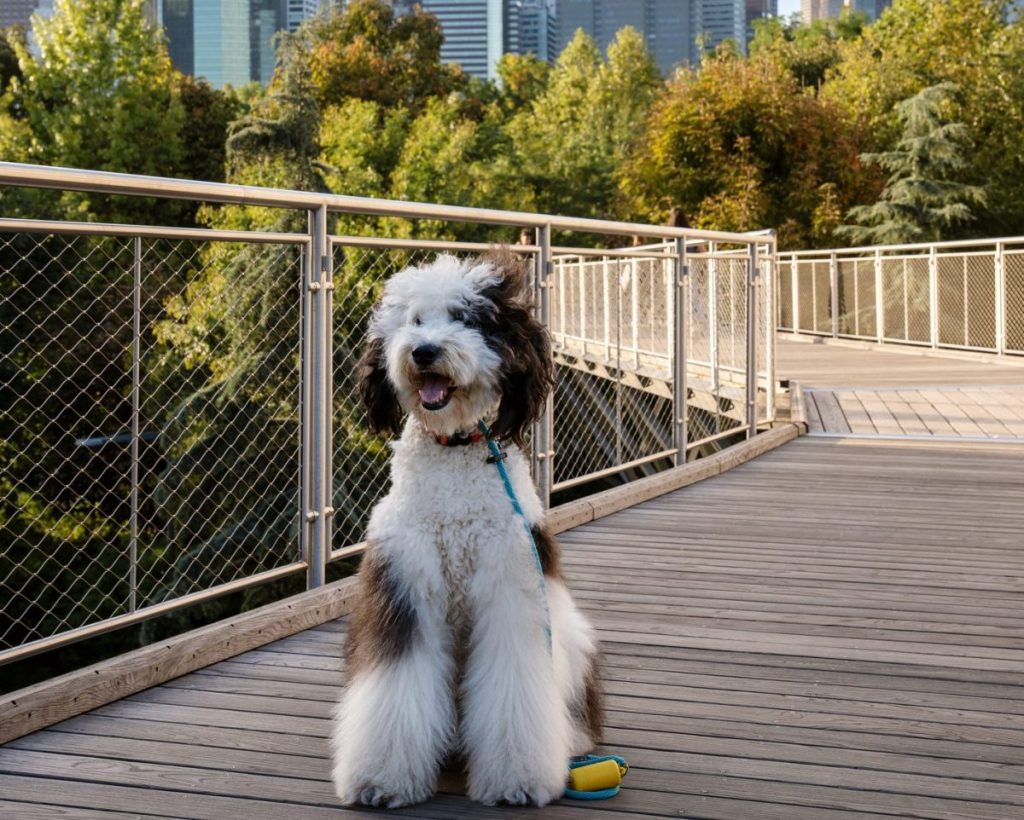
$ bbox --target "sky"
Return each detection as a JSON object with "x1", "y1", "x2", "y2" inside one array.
[{"x1": 778, "y1": 0, "x2": 802, "y2": 17}]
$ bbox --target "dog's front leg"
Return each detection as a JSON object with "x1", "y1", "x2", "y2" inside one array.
[
  {"x1": 330, "y1": 545, "x2": 454, "y2": 808},
  {"x1": 461, "y1": 543, "x2": 570, "y2": 807}
]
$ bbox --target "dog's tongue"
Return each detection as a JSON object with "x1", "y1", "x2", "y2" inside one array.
[{"x1": 418, "y1": 374, "x2": 450, "y2": 404}]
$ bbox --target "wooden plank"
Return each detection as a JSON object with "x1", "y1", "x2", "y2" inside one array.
[
  {"x1": 0, "y1": 577, "x2": 359, "y2": 745},
  {"x1": 808, "y1": 390, "x2": 851, "y2": 433},
  {"x1": 835, "y1": 391, "x2": 876, "y2": 434},
  {"x1": 805, "y1": 390, "x2": 825, "y2": 432}
]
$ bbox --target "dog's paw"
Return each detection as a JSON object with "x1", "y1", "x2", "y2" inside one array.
[
  {"x1": 336, "y1": 781, "x2": 433, "y2": 809},
  {"x1": 475, "y1": 783, "x2": 557, "y2": 807}
]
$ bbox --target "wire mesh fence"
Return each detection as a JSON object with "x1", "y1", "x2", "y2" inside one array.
[
  {"x1": 1, "y1": 230, "x2": 305, "y2": 657},
  {"x1": 779, "y1": 238, "x2": 1024, "y2": 355},
  {"x1": 549, "y1": 241, "x2": 774, "y2": 489},
  {"x1": 1, "y1": 164, "x2": 776, "y2": 665}
]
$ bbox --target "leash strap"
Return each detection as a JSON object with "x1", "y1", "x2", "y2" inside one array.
[
  {"x1": 477, "y1": 421, "x2": 552, "y2": 653},
  {"x1": 477, "y1": 423, "x2": 626, "y2": 800}
]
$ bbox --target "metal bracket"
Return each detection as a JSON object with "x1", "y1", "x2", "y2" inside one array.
[
  {"x1": 308, "y1": 281, "x2": 321, "y2": 292},
  {"x1": 305, "y1": 510, "x2": 319, "y2": 523},
  {"x1": 323, "y1": 506, "x2": 335, "y2": 517}
]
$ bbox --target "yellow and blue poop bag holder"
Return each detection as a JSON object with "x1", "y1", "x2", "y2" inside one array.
[{"x1": 566, "y1": 754, "x2": 629, "y2": 800}]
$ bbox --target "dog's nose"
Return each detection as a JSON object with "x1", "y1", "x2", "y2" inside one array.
[{"x1": 412, "y1": 344, "x2": 441, "y2": 367}]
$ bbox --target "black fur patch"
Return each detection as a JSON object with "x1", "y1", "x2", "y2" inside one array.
[
  {"x1": 357, "y1": 335, "x2": 402, "y2": 436},
  {"x1": 530, "y1": 524, "x2": 563, "y2": 579},
  {"x1": 345, "y1": 547, "x2": 417, "y2": 676},
  {"x1": 473, "y1": 250, "x2": 555, "y2": 448}
]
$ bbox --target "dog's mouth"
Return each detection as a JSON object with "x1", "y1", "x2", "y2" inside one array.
[{"x1": 416, "y1": 372, "x2": 457, "y2": 411}]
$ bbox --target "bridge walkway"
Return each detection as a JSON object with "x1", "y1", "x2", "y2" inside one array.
[{"x1": 2, "y1": 340, "x2": 1023, "y2": 818}]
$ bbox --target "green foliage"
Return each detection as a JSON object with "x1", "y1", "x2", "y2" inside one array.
[
  {"x1": 621, "y1": 49, "x2": 872, "y2": 247},
  {"x1": 824, "y1": 0, "x2": 1024, "y2": 234},
  {"x1": 507, "y1": 27, "x2": 660, "y2": 222},
  {"x1": 496, "y1": 53, "x2": 550, "y2": 111},
  {"x1": 176, "y1": 75, "x2": 241, "y2": 184},
  {"x1": 838, "y1": 84, "x2": 986, "y2": 244},
  {"x1": 304, "y1": 0, "x2": 460, "y2": 111},
  {"x1": 8, "y1": 0, "x2": 185, "y2": 221},
  {"x1": 749, "y1": 11, "x2": 866, "y2": 89},
  {"x1": 0, "y1": 25, "x2": 22, "y2": 93}
]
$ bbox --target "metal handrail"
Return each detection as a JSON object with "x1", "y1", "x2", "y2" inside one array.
[
  {"x1": 0, "y1": 163, "x2": 776, "y2": 664},
  {"x1": 778, "y1": 239, "x2": 1023, "y2": 356},
  {"x1": 0, "y1": 161, "x2": 778, "y2": 244}
]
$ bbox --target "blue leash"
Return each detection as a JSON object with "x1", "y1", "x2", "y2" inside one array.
[
  {"x1": 477, "y1": 422, "x2": 627, "y2": 801},
  {"x1": 477, "y1": 421, "x2": 551, "y2": 652}
]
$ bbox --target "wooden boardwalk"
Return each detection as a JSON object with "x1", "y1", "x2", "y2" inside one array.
[{"x1": 3, "y1": 340, "x2": 1024, "y2": 818}]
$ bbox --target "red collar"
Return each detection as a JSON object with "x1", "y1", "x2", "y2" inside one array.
[{"x1": 433, "y1": 430, "x2": 486, "y2": 447}]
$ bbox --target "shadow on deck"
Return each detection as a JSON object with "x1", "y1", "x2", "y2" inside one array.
[{"x1": 3, "y1": 429, "x2": 1024, "y2": 818}]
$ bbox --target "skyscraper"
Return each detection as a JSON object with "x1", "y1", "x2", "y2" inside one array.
[
  {"x1": 802, "y1": 0, "x2": 891, "y2": 23},
  {"x1": 0, "y1": 0, "x2": 40, "y2": 29},
  {"x1": 287, "y1": 0, "x2": 320, "y2": 31},
  {"x1": 192, "y1": 0, "x2": 251, "y2": 87},
  {"x1": 556, "y1": 1, "x2": 754, "y2": 73},
  {"x1": 160, "y1": 0, "x2": 318, "y2": 86},
  {"x1": 405, "y1": 1, "x2": 505, "y2": 79},
  {"x1": 745, "y1": 0, "x2": 777, "y2": 42},
  {"x1": 507, "y1": 0, "x2": 556, "y2": 63},
  {"x1": 699, "y1": 0, "x2": 746, "y2": 54}
]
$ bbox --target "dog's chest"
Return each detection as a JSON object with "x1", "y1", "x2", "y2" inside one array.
[{"x1": 436, "y1": 532, "x2": 476, "y2": 636}]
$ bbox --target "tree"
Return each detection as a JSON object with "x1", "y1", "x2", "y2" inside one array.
[
  {"x1": 507, "y1": 27, "x2": 660, "y2": 222},
  {"x1": 837, "y1": 84, "x2": 986, "y2": 244},
  {"x1": 621, "y1": 47, "x2": 871, "y2": 247},
  {"x1": 749, "y1": 11, "x2": 865, "y2": 89},
  {"x1": 176, "y1": 75, "x2": 241, "y2": 184},
  {"x1": 823, "y1": 0, "x2": 1024, "y2": 235},
  {"x1": 304, "y1": 0, "x2": 461, "y2": 112},
  {"x1": 8, "y1": 0, "x2": 184, "y2": 222}
]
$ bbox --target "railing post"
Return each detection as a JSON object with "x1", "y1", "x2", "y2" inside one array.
[
  {"x1": 995, "y1": 241, "x2": 1006, "y2": 355},
  {"x1": 130, "y1": 236, "x2": 141, "y2": 613},
  {"x1": 928, "y1": 245, "x2": 939, "y2": 348},
  {"x1": 602, "y1": 256, "x2": 611, "y2": 360},
  {"x1": 673, "y1": 237, "x2": 688, "y2": 465},
  {"x1": 829, "y1": 252, "x2": 838, "y2": 338},
  {"x1": 535, "y1": 224, "x2": 553, "y2": 508},
  {"x1": 874, "y1": 249, "x2": 884, "y2": 343},
  {"x1": 303, "y1": 205, "x2": 331, "y2": 590},
  {"x1": 764, "y1": 239, "x2": 776, "y2": 422},
  {"x1": 790, "y1": 255, "x2": 798, "y2": 333},
  {"x1": 709, "y1": 242, "x2": 719, "y2": 392},
  {"x1": 746, "y1": 242, "x2": 760, "y2": 439}
]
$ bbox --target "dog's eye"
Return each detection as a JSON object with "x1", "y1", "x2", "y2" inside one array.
[
  {"x1": 412, "y1": 315, "x2": 422, "y2": 326},
  {"x1": 449, "y1": 308, "x2": 466, "y2": 323}
]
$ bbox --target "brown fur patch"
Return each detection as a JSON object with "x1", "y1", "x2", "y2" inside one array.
[
  {"x1": 576, "y1": 651, "x2": 605, "y2": 746},
  {"x1": 344, "y1": 546, "x2": 416, "y2": 678},
  {"x1": 530, "y1": 524, "x2": 563, "y2": 580}
]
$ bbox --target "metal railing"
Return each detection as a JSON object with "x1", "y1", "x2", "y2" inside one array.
[
  {"x1": 778, "y1": 237, "x2": 1024, "y2": 355},
  {"x1": 0, "y1": 161, "x2": 776, "y2": 665}
]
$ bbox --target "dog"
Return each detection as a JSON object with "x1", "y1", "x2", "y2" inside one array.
[{"x1": 330, "y1": 250, "x2": 603, "y2": 808}]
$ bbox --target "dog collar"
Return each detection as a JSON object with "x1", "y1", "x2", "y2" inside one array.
[{"x1": 433, "y1": 430, "x2": 486, "y2": 447}]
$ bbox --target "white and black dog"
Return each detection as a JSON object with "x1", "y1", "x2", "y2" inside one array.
[{"x1": 330, "y1": 250, "x2": 603, "y2": 808}]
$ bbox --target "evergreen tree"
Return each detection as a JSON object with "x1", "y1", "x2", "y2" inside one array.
[{"x1": 838, "y1": 84, "x2": 986, "y2": 244}]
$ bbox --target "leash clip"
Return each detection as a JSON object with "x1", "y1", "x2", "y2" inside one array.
[{"x1": 485, "y1": 449, "x2": 508, "y2": 464}]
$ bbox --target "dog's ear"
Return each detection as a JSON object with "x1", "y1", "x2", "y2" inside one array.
[
  {"x1": 480, "y1": 250, "x2": 555, "y2": 448},
  {"x1": 357, "y1": 333, "x2": 403, "y2": 436}
]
